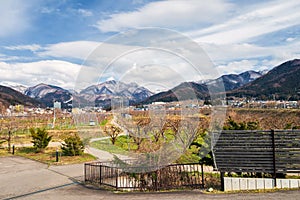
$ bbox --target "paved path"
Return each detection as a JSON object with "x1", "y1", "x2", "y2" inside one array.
[
  {"x1": 13, "y1": 142, "x2": 62, "y2": 148},
  {"x1": 0, "y1": 157, "x2": 299, "y2": 200},
  {"x1": 85, "y1": 115, "x2": 132, "y2": 161},
  {"x1": 84, "y1": 146, "x2": 131, "y2": 162},
  {"x1": 0, "y1": 156, "x2": 82, "y2": 200}
]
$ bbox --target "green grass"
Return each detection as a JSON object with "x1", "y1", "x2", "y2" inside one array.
[
  {"x1": 115, "y1": 135, "x2": 139, "y2": 151},
  {"x1": 15, "y1": 147, "x2": 96, "y2": 165},
  {"x1": 100, "y1": 119, "x2": 109, "y2": 126},
  {"x1": 286, "y1": 174, "x2": 300, "y2": 179},
  {"x1": 0, "y1": 148, "x2": 11, "y2": 156},
  {"x1": 91, "y1": 138, "x2": 132, "y2": 155}
]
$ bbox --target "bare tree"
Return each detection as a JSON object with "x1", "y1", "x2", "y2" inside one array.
[
  {"x1": 1, "y1": 116, "x2": 18, "y2": 152},
  {"x1": 104, "y1": 124, "x2": 122, "y2": 145}
]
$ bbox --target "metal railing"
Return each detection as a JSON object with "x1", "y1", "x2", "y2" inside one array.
[{"x1": 85, "y1": 161, "x2": 205, "y2": 191}]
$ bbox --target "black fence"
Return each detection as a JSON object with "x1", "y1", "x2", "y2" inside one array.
[
  {"x1": 212, "y1": 130, "x2": 300, "y2": 189},
  {"x1": 85, "y1": 161, "x2": 205, "y2": 191}
]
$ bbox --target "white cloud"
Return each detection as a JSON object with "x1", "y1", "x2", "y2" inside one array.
[
  {"x1": 201, "y1": 40, "x2": 300, "y2": 74},
  {"x1": 96, "y1": 0, "x2": 233, "y2": 32},
  {"x1": 4, "y1": 44, "x2": 42, "y2": 52},
  {"x1": 286, "y1": 37, "x2": 296, "y2": 42},
  {"x1": 91, "y1": 0, "x2": 300, "y2": 85},
  {"x1": 2, "y1": 0, "x2": 300, "y2": 91},
  {"x1": 39, "y1": 7, "x2": 56, "y2": 14},
  {"x1": 216, "y1": 60, "x2": 262, "y2": 75},
  {"x1": 0, "y1": 60, "x2": 81, "y2": 89},
  {"x1": 77, "y1": 9, "x2": 93, "y2": 17},
  {"x1": 190, "y1": 0, "x2": 300, "y2": 44},
  {"x1": 0, "y1": 54, "x2": 25, "y2": 62},
  {"x1": 37, "y1": 41, "x2": 100, "y2": 60},
  {"x1": 201, "y1": 43, "x2": 270, "y2": 63},
  {"x1": 0, "y1": 0, "x2": 32, "y2": 38},
  {"x1": 79, "y1": 44, "x2": 217, "y2": 91}
]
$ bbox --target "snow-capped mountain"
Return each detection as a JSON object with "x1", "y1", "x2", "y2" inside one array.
[
  {"x1": 229, "y1": 59, "x2": 300, "y2": 99},
  {"x1": 146, "y1": 70, "x2": 266, "y2": 103},
  {"x1": 79, "y1": 80, "x2": 153, "y2": 107},
  {"x1": 25, "y1": 83, "x2": 72, "y2": 108},
  {"x1": 206, "y1": 70, "x2": 265, "y2": 91},
  {"x1": 0, "y1": 81, "x2": 28, "y2": 94},
  {"x1": 0, "y1": 85, "x2": 41, "y2": 108},
  {"x1": 23, "y1": 81, "x2": 153, "y2": 109}
]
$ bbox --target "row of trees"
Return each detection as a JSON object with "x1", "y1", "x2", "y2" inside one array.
[
  {"x1": 102, "y1": 112, "x2": 209, "y2": 165},
  {"x1": 102, "y1": 112, "x2": 270, "y2": 166}
]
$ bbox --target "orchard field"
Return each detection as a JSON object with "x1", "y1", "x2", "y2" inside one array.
[{"x1": 1, "y1": 108, "x2": 300, "y2": 152}]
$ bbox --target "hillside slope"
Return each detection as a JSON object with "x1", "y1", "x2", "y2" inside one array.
[
  {"x1": 0, "y1": 85, "x2": 41, "y2": 108},
  {"x1": 229, "y1": 59, "x2": 300, "y2": 100}
]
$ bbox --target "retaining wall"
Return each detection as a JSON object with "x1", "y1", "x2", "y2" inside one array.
[{"x1": 224, "y1": 177, "x2": 300, "y2": 191}]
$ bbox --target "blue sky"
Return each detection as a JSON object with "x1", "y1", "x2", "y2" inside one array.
[{"x1": 1, "y1": 0, "x2": 300, "y2": 91}]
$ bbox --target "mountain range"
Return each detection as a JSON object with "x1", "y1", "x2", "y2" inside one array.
[
  {"x1": 148, "y1": 59, "x2": 300, "y2": 102},
  {"x1": 228, "y1": 59, "x2": 300, "y2": 100},
  {"x1": 145, "y1": 70, "x2": 266, "y2": 103},
  {"x1": 78, "y1": 80, "x2": 153, "y2": 108},
  {"x1": 25, "y1": 83, "x2": 73, "y2": 108},
  {"x1": 1, "y1": 59, "x2": 300, "y2": 109}
]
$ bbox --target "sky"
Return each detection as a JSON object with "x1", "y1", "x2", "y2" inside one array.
[{"x1": 1, "y1": 0, "x2": 300, "y2": 92}]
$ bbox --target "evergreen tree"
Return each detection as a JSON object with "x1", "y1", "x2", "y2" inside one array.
[
  {"x1": 61, "y1": 134, "x2": 84, "y2": 156},
  {"x1": 30, "y1": 128, "x2": 52, "y2": 152}
]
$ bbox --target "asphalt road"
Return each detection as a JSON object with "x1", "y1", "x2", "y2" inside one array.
[{"x1": 0, "y1": 156, "x2": 299, "y2": 200}]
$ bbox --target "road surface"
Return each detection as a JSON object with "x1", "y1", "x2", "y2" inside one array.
[{"x1": 0, "y1": 157, "x2": 299, "y2": 200}]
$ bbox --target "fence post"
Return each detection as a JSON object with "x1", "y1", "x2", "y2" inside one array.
[
  {"x1": 201, "y1": 162, "x2": 204, "y2": 188},
  {"x1": 99, "y1": 165, "x2": 102, "y2": 185},
  {"x1": 84, "y1": 163, "x2": 87, "y2": 182},
  {"x1": 115, "y1": 168, "x2": 118, "y2": 190},
  {"x1": 55, "y1": 149, "x2": 59, "y2": 162},
  {"x1": 271, "y1": 129, "x2": 277, "y2": 187},
  {"x1": 220, "y1": 172, "x2": 225, "y2": 191}
]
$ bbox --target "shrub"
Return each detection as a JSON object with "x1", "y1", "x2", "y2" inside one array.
[
  {"x1": 30, "y1": 128, "x2": 52, "y2": 152},
  {"x1": 61, "y1": 134, "x2": 84, "y2": 156},
  {"x1": 223, "y1": 116, "x2": 259, "y2": 130}
]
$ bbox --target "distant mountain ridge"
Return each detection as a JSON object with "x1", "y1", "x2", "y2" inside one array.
[
  {"x1": 22, "y1": 81, "x2": 153, "y2": 109},
  {"x1": 0, "y1": 81, "x2": 28, "y2": 94},
  {"x1": 25, "y1": 83, "x2": 72, "y2": 108},
  {"x1": 0, "y1": 85, "x2": 41, "y2": 108},
  {"x1": 204, "y1": 70, "x2": 265, "y2": 91},
  {"x1": 2, "y1": 59, "x2": 300, "y2": 109},
  {"x1": 144, "y1": 82, "x2": 209, "y2": 103},
  {"x1": 144, "y1": 70, "x2": 266, "y2": 103},
  {"x1": 149, "y1": 59, "x2": 300, "y2": 103},
  {"x1": 228, "y1": 59, "x2": 300, "y2": 100},
  {"x1": 79, "y1": 80, "x2": 153, "y2": 108}
]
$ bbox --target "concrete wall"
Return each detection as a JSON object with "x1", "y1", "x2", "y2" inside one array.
[
  {"x1": 276, "y1": 178, "x2": 300, "y2": 189},
  {"x1": 224, "y1": 177, "x2": 300, "y2": 191}
]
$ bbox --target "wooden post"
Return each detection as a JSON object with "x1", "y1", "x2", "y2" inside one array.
[
  {"x1": 84, "y1": 163, "x2": 87, "y2": 182},
  {"x1": 55, "y1": 149, "x2": 59, "y2": 162},
  {"x1": 271, "y1": 129, "x2": 277, "y2": 187},
  {"x1": 115, "y1": 168, "x2": 118, "y2": 190},
  {"x1": 8, "y1": 130, "x2": 11, "y2": 152},
  {"x1": 220, "y1": 172, "x2": 225, "y2": 191},
  {"x1": 99, "y1": 165, "x2": 102, "y2": 185},
  {"x1": 201, "y1": 162, "x2": 205, "y2": 188}
]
